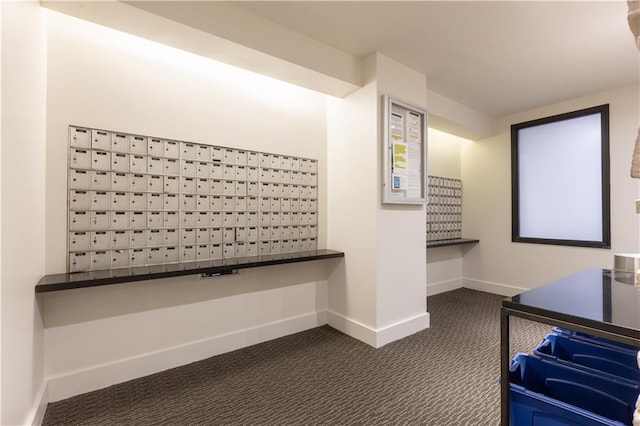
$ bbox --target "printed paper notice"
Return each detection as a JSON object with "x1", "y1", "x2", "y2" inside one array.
[
  {"x1": 407, "y1": 141, "x2": 422, "y2": 198},
  {"x1": 390, "y1": 112, "x2": 404, "y2": 142},
  {"x1": 406, "y1": 111, "x2": 421, "y2": 143},
  {"x1": 393, "y1": 142, "x2": 408, "y2": 171},
  {"x1": 392, "y1": 142, "x2": 408, "y2": 190}
]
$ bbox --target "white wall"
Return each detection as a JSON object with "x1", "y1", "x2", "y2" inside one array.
[
  {"x1": 326, "y1": 55, "x2": 379, "y2": 342},
  {"x1": 426, "y1": 128, "x2": 469, "y2": 296},
  {"x1": 1, "y1": 1, "x2": 47, "y2": 424},
  {"x1": 427, "y1": 128, "x2": 463, "y2": 179},
  {"x1": 44, "y1": 10, "x2": 336, "y2": 401},
  {"x1": 462, "y1": 85, "x2": 640, "y2": 294}
]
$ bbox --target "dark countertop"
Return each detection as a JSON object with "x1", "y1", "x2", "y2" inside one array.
[
  {"x1": 427, "y1": 238, "x2": 479, "y2": 248},
  {"x1": 36, "y1": 249, "x2": 344, "y2": 293}
]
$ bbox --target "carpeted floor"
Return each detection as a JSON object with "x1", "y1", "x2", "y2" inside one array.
[{"x1": 42, "y1": 288, "x2": 550, "y2": 425}]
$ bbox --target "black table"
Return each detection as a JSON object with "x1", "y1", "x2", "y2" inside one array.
[{"x1": 500, "y1": 268, "x2": 640, "y2": 425}]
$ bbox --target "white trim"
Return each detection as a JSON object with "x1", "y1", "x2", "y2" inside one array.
[
  {"x1": 463, "y1": 278, "x2": 527, "y2": 297},
  {"x1": 326, "y1": 310, "x2": 430, "y2": 348},
  {"x1": 326, "y1": 310, "x2": 377, "y2": 347},
  {"x1": 316, "y1": 309, "x2": 327, "y2": 325},
  {"x1": 25, "y1": 382, "x2": 48, "y2": 426},
  {"x1": 47, "y1": 311, "x2": 326, "y2": 402},
  {"x1": 375, "y1": 312, "x2": 430, "y2": 347},
  {"x1": 427, "y1": 277, "x2": 463, "y2": 296}
]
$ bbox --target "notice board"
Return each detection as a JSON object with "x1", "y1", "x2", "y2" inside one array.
[{"x1": 382, "y1": 95, "x2": 428, "y2": 204}]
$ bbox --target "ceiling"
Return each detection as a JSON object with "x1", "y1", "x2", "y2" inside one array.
[
  {"x1": 232, "y1": 1, "x2": 638, "y2": 118},
  {"x1": 49, "y1": 1, "x2": 639, "y2": 120}
]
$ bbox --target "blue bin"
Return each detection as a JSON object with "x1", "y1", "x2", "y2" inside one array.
[
  {"x1": 509, "y1": 353, "x2": 640, "y2": 425},
  {"x1": 553, "y1": 327, "x2": 640, "y2": 353},
  {"x1": 510, "y1": 384, "x2": 627, "y2": 426},
  {"x1": 535, "y1": 333, "x2": 640, "y2": 382}
]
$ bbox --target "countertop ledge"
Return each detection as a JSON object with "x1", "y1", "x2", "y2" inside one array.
[{"x1": 36, "y1": 249, "x2": 345, "y2": 293}]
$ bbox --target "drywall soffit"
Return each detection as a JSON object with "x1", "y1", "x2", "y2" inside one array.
[
  {"x1": 40, "y1": 1, "x2": 362, "y2": 98},
  {"x1": 426, "y1": 90, "x2": 495, "y2": 141},
  {"x1": 428, "y1": 114, "x2": 494, "y2": 142}
]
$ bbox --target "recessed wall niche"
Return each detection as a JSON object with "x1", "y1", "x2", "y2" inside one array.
[{"x1": 67, "y1": 126, "x2": 319, "y2": 272}]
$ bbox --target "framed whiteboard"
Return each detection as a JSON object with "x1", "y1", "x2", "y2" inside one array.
[{"x1": 382, "y1": 95, "x2": 428, "y2": 204}]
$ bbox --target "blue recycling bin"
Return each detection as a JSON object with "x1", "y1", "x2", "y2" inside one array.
[
  {"x1": 509, "y1": 353, "x2": 640, "y2": 425},
  {"x1": 534, "y1": 333, "x2": 640, "y2": 382},
  {"x1": 553, "y1": 327, "x2": 640, "y2": 353}
]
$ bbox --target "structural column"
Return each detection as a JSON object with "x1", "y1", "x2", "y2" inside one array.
[{"x1": 326, "y1": 53, "x2": 429, "y2": 347}]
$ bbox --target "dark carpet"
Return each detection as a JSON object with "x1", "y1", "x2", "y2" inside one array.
[{"x1": 42, "y1": 288, "x2": 550, "y2": 425}]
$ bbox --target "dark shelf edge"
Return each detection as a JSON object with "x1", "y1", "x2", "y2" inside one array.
[
  {"x1": 36, "y1": 249, "x2": 344, "y2": 293},
  {"x1": 426, "y1": 238, "x2": 479, "y2": 248}
]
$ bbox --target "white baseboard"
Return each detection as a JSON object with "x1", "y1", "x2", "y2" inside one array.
[
  {"x1": 47, "y1": 311, "x2": 327, "y2": 402},
  {"x1": 327, "y1": 310, "x2": 430, "y2": 348},
  {"x1": 25, "y1": 381, "x2": 48, "y2": 426},
  {"x1": 463, "y1": 278, "x2": 526, "y2": 297},
  {"x1": 427, "y1": 278, "x2": 463, "y2": 296},
  {"x1": 326, "y1": 310, "x2": 377, "y2": 347},
  {"x1": 375, "y1": 312, "x2": 430, "y2": 347}
]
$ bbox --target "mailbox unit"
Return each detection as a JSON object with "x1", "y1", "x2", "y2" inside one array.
[{"x1": 68, "y1": 126, "x2": 319, "y2": 272}]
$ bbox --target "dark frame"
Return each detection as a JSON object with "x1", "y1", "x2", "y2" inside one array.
[{"x1": 511, "y1": 104, "x2": 610, "y2": 248}]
